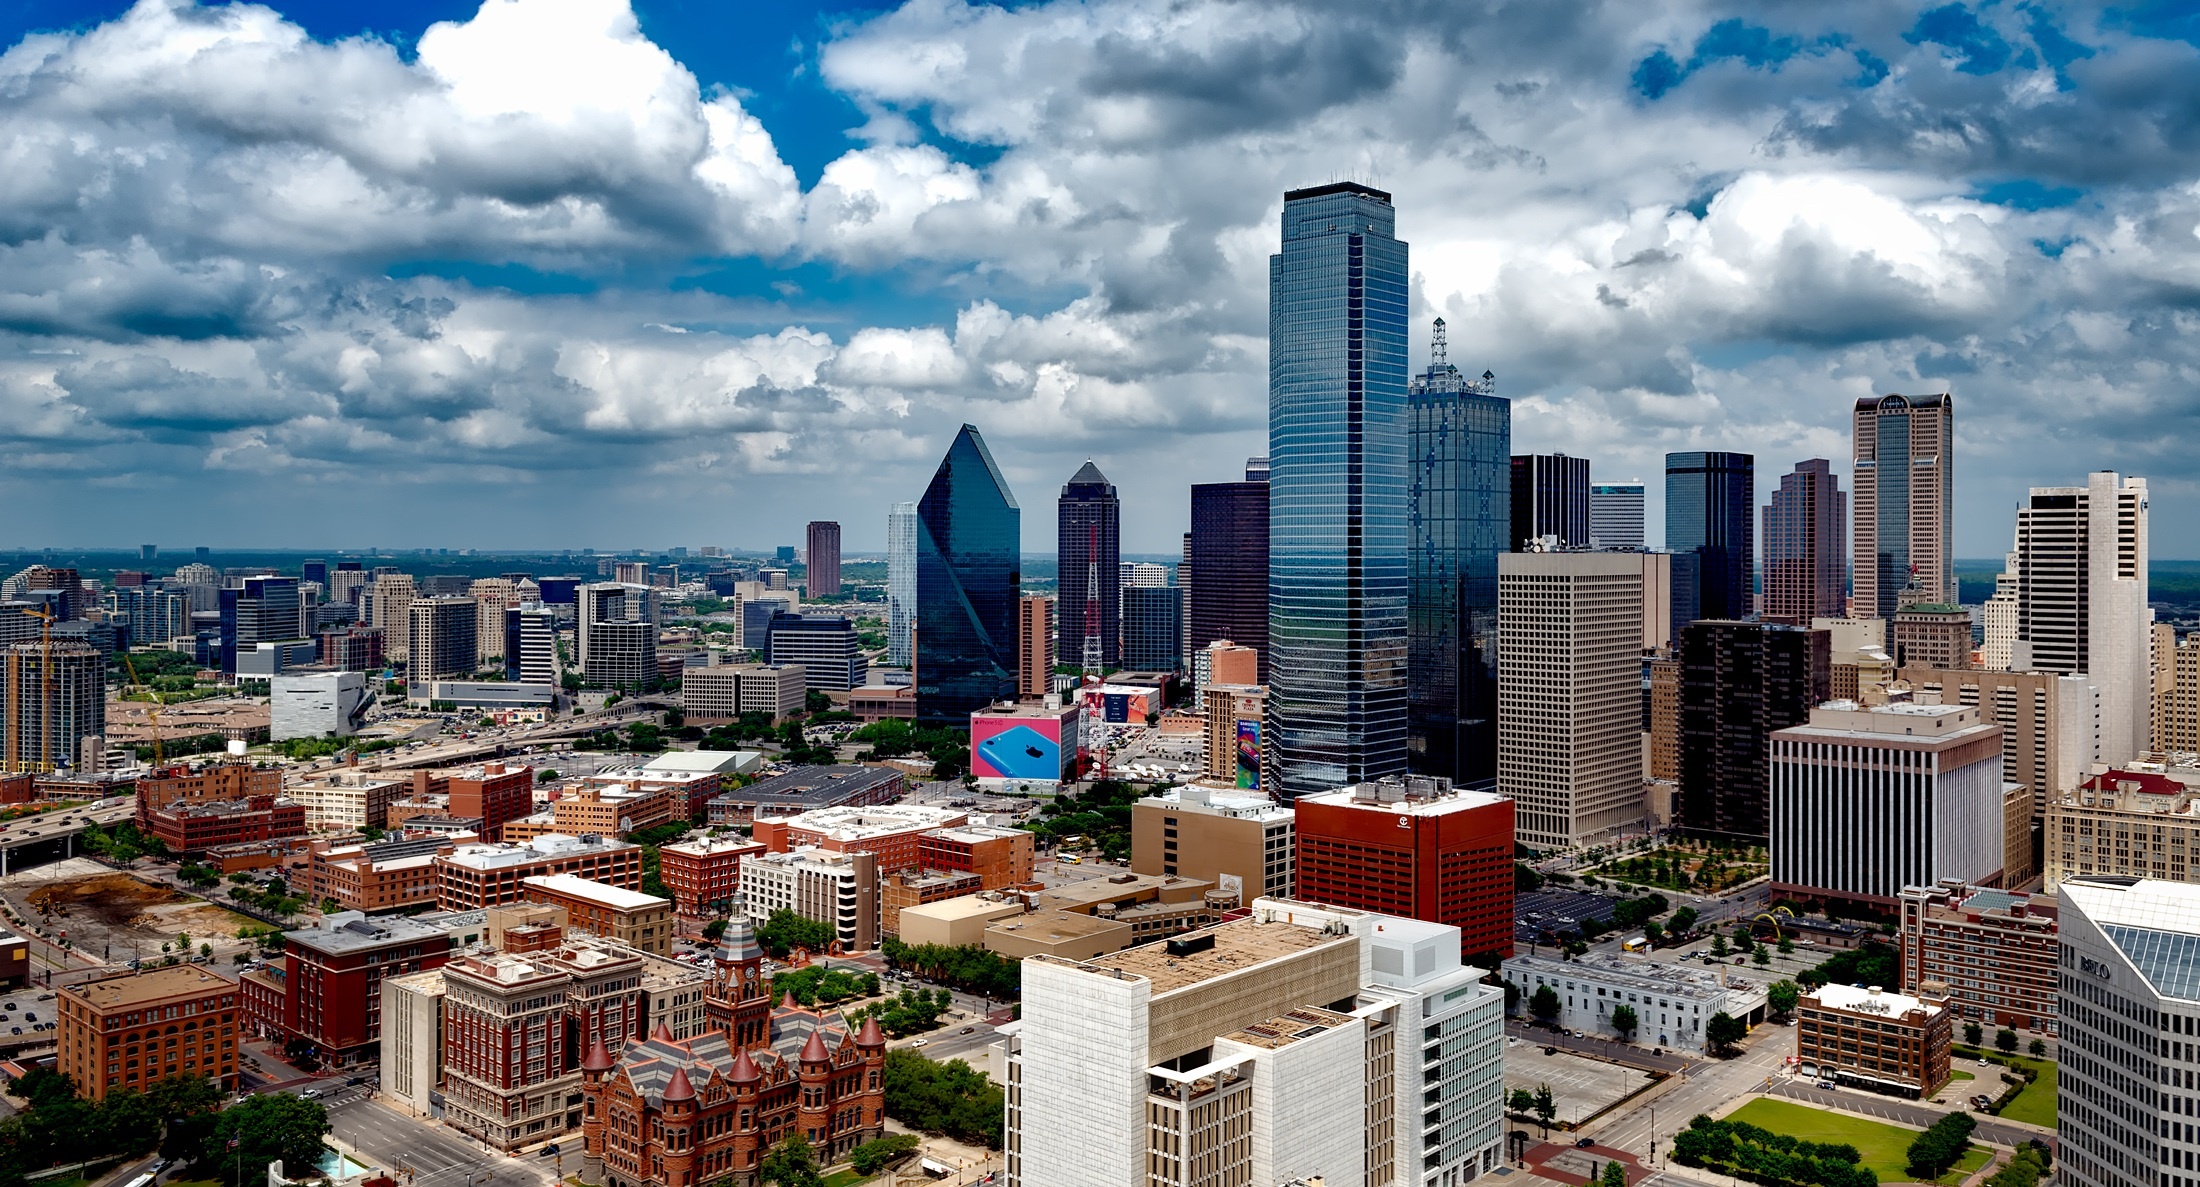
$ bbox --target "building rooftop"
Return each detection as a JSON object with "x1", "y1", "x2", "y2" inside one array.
[
  {"x1": 440, "y1": 832, "x2": 637, "y2": 870},
  {"x1": 1298, "y1": 776, "x2": 1508, "y2": 817},
  {"x1": 66, "y1": 965, "x2": 233, "y2": 1009},
  {"x1": 1810, "y1": 983, "x2": 1944, "y2": 1018},
  {"x1": 1221, "y1": 1005, "x2": 1355, "y2": 1050},
  {"x1": 903, "y1": 894, "x2": 1026, "y2": 924},
  {"x1": 1039, "y1": 911, "x2": 1353, "y2": 996},
  {"x1": 1505, "y1": 951, "x2": 1752, "y2": 1001},
  {"x1": 524, "y1": 874, "x2": 669, "y2": 911},
  {"x1": 987, "y1": 908, "x2": 1127, "y2": 946},
  {"x1": 924, "y1": 824, "x2": 1031, "y2": 845},
  {"x1": 661, "y1": 833, "x2": 767, "y2": 858},
  {"x1": 1136, "y1": 785, "x2": 1293, "y2": 823},
  {"x1": 285, "y1": 911, "x2": 450, "y2": 954},
  {"x1": 765, "y1": 803, "x2": 966, "y2": 840},
  {"x1": 710, "y1": 764, "x2": 902, "y2": 810},
  {"x1": 1037, "y1": 871, "x2": 1212, "y2": 910},
  {"x1": 1791, "y1": 701, "x2": 1995, "y2": 739},
  {"x1": 2063, "y1": 877, "x2": 2200, "y2": 1001}
]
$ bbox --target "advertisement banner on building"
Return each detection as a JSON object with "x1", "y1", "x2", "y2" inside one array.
[
  {"x1": 971, "y1": 715, "x2": 1064, "y2": 781},
  {"x1": 1235, "y1": 720, "x2": 1261, "y2": 789}
]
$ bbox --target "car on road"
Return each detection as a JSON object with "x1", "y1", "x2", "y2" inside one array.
[
  {"x1": 301, "y1": 1089, "x2": 321, "y2": 1099},
  {"x1": 1575, "y1": 1138, "x2": 1596, "y2": 1148},
  {"x1": 912, "y1": 1039, "x2": 929, "y2": 1048},
  {"x1": 961, "y1": 1027, "x2": 974, "y2": 1034},
  {"x1": 540, "y1": 1145, "x2": 560, "y2": 1157}
]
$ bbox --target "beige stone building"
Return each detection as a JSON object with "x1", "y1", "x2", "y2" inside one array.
[
  {"x1": 1129, "y1": 783, "x2": 1293, "y2": 902},
  {"x1": 897, "y1": 893, "x2": 1026, "y2": 948},
  {"x1": 2044, "y1": 763, "x2": 2200, "y2": 889},
  {"x1": 1201, "y1": 683, "x2": 1266, "y2": 783},
  {"x1": 2159, "y1": 629, "x2": 2200, "y2": 755}
]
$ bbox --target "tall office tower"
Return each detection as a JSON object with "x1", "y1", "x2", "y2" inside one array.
[
  {"x1": 1980, "y1": 546, "x2": 2019, "y2": 670},
  {"x1": 1589, "y1": 480, "x2": 1646, "y2": 550},
  {"x1": 1015, "y1": 595, "x2": 1054, "y2": 699},
  {"x1": 1120, "y1": 586, "x2": 1182, "y2": 671},
  {"x1": 612, "y1": 561, "x2": 649, "y2": 586},
  {"x1": 1665, "y1": 451, "x2": 1755, "y2": 623},
  {"x1": 2055, "y1": 878, "x2": 2200, "y2": 1187},
  {"x1": 329, "y1": 565, "x2": 369, "y2": 610},
  {"x1": 1056, "y1": 462, "x2": 1121, "y2": 672},
  {"x1": 504, "y1": 605, "x2": 558, "y2": 686},
  {"x1": 804, "y1": 521, "x2": 841, "y2": 596},
  {"x1": 1187, "y1": 464, "x2": 1270, "y2": 681},
  {"x1": 1760, "y1": 459, "x2": 1847, "y2": 622},
  {"x1": 2162, "y1": 631, "x2": 2200, "y2": 753},
  {"x1": 3, "y1": 641, "x2": 104, "y2": 773},
  {"x1": 764, "y1": 613, "x2": 868, "y2": 691},
  {"x1": 1267, "y1": 181, "x2": 1409, "y2": 801},
  {"x1": 579, "y1": 582, "x2": 656, "y2": 689},
  {"x1": 369, "y1": 572, "x2": 416, "y2": 660},
  {"x1": 1177, "y1": 531, "x2": 1192, "y2": 672},
  {"x1": 915, "y1": 424, "x2": 1020, "y2": 727},
  {"x1": 1852, "y1": 392, "x2": 1954, "y2": 616},
  {"x1": 469, "y1": 578, "x2": 518, "y2": 667},
  {"x1": 301, "y1": 560, "x2": 327, "y2": 589},
  {"x1": 1678, "y1": 620, "x2": 1829, "y2": 844},
  {"x1": 1509, "y1": 453, "x2": 1589, "y2": 550},
  {"x1": 139, "y1": 544, "x2": 157, "y2": 562},
  {"x1": 2013, "y1": 472, "x2": 2151, "y2": 763},
  {"x1": 1496, "y1": 552, "x2": 1645, "y2": 848},
  {"x1": 408, "y1": 596, "x2": 479, "y2": 683},
  {"x1": 218, "y1": 575, "x2": 304, "y2": 675},
  {"x1": 2153, "y1": 624, "x2": 2177, "y2": 754},
  {"x1": 886, "y1": 502, "x2": 917, "y2": 668},
  {"x1": 1294, "y1": 775, "x2": 1515, "y2": 960},
  {"x1": 1409, "y1": 323, "x2": 1509, "y2": 788}
]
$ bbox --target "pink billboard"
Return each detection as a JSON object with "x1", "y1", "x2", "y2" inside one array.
[{"x1": 971, "y1": 713, "x2": 1066, "y2": 781}]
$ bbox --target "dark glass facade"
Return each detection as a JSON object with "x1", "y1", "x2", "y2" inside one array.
[
  {"x1": 1509, "y1": 453, "x2": 1589, "y2": 550},
  {"x1": 1121, "y1": 585, "x2": 1183, "y2": 672},
  {"x1": 1665, "y1": 451, "x2": 1756, "y2": 622},
  {"x1": 1188, "y1": 478, "x2": 1269, "y2": 680},
  {"x1": 915, "y1": 424, "x2": 1021, "y2": 727},
  {"x1": 1408, "y1": 350, "x2": 1509, "y2": 789},
  {"x1": 1761, "y1": 459, "x2": 1846, "y2": 622},
  {"x1": 1056, "y1": 461, "x2": 1120, "y2": 671},
  {"x1": 1677, "y1": 620, "x2": 1828, "y2": 844},
  {"x1": 1267, "y1": 182, "x2": 1410, "y2": 800}
]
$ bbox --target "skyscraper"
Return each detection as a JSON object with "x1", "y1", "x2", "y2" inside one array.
[
  {"x1": 2012, "y1": 471, "x2": 2150, "y2": 763},
  {"x1": 886, "y1": 502, "x2": 916, "y2": 668},
  {"x1": 3, "y1": 641, "x2": 103, "y2": 774},
  {"x1": 1121, "y1": 585, "x2": 1183, "y2": 671},
  {"x1": 804, "y1": 521, "x2": 841, "y2": 597},
  {"x1": 1678, "y1": 619, "x2": 1830, "y2": 844},
  {"x1": 1407, "y1": 321, "x2": 1509, "y2": 787},
  {"x1": 409, "y1": 596, "x2": 480, "y2": 683},
  {"x1": 1497, "y1": 552, "x2": 1645, "y2": 848},
  {"x1": 1056, "y1": 461, "x2": 1121, "y2": 672},
  {"x1": 915, "y1": 425, "x2": 1020, "y2": 727},
  {"x1": 1509, "y1": 453, "x2": 1589, "y2": 550},
  {"x1": 1761, "y1": 459, "x2": 1847, "y2": 622},
  {"x1": 1853, "y1": 393, "x2": 1953, "y2": 616},
  {"x1": 1188, "y1": 463, "x2": 1270, "y2": 681},
  {"x1": 1665, "y1": 451, "x2": 1755, "y2": 623},
  {"x1": 1015, "y1": 594, "x2": 1054, "y2": 700},
  {"x1": 1267, "y1": 181, "x2": 1409, "y2": 800},
  {"x1": 218, "y1": 576, "x2": 304, "y2": 676},
  {"x1": 1589, "y1": 481, "x2": 1645, "y2": 550}
]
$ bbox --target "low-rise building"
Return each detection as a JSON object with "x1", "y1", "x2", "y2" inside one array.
[
  {"x1": 848, "y1": 683, "x2": 915, "y2": 723},
  {"x1": 682, "y1": 663, "x2": 807, "y2": 723},
  {"x1": 916, "y1": 824, "x2": 1034, "y2": 887},
  {"x1": 380, "y1": 968, "x2": 446, "y2": 1117},
  {"x1": 143, "y1": 794, "x2": 307, "y2": 853},
  {"x1": 270, "y1": 671, "x2": 369, "y2": 741},
  {"x1": 895, "y1": 893, "x2": 1025, "y2": 948},
  {"x1": 969, "y1": 699, "x2": 1080, "y2": 786},
  {"x1": 881, "y1": 870, "x2": 982, "y2": 935},
  {"x1": 278, "y1": 911, "x2": 455, "y2": 1065},
  {"x1": 309, "y1": 833, "x2": 474, "y2": 913},
  {"x1": 1797, "y1": 982, "x2": 1953, "y2": 1099},
  {"x1": 290, "y1": 771, "x2": 407, "y2": 833},
  {"x1": 1131, "y1": 783, "x2": 1294, "y2": 903},
  {"x1": 1501, "y1": 952, "x2": 1769, "y2": 1053},
  {"x1": 657, "y1": 833, "x2": 766, "y2": 917},
  {"x1": 2044, "y1": 763, "x2": 2200, "y2": 889},
  {"x1": 0, "y1": 926, "x2": 27, "y2": 989},
  {"x1": 135, "y1": 761, "x2": 281, "y2": 822},
  {"x1": 522, "y1": 874, "x2": 675, "y2": 954},
  {"x1": 57, "y1": 966, "x2": 240, "y2": 1101},
  {"x1": 750, "y1": 803, "x2": 968, "y2": 872},
  {"x1": 705, "y1": 764, "x2": 904, "y2": 824},
  {"x1": 1897, "y1": 880, "x2": 2060, "y2": 1035},
  {"x1": 502, "y1": 782, "x2": 677, "y2": 842},
  {"x1": 737, "y1": 847, "x2": 878, "y2": 953},
  {"x1": 435, "y1": 833, "x2": 646, "y2": 910},
  {"x1": 1026, "y1": 871, "x2": 1228, "y2": 949}
]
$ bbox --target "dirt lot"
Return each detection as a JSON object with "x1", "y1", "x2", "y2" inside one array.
[{"x1": 5, "y1": 859, "x2": 260, "y2": 962}]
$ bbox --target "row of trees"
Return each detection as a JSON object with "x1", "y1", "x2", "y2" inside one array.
[
  {"x1": 755, "y1": 909, "x2": 835, "y2": 959},
  {"x1": 0, "y1": 1070, "x2": 329, "y2": 1187},
  {"x1": 78, "y1": 822, "x2": 168, "y2": 863},
  {"x1": 879, "y1": 938, "x2": 1021, "y2": 998},
  {"x1": 1669, "y1": 1114, "x2": 1878, "y2": 1187},
  {"x1": 1799, "y1": 940, "x2": 1899, "y2": 991},
  {"x1": 848, "y1": 988, "x2": 952, "y2": 1038},
  {"x1": 881, "y1": 1049, "x2": 1003, "y2": 1148},
  {"x1": 1961, "y1": 1022, "x2": 2050, "y2": 1058},
  {"x1": 768, "y1": 965, "x2": 881, "y2": 1006},
  {"x1": 1905, "y1": 1112, "x2": 1976, "y2": 1180}
]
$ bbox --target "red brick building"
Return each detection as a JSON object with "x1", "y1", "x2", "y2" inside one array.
[
  {"x1": 136, "y1": 762, "x2": 283, "y2": 824},
  {"x1": 277, "y1": 912, "x2": 454, "y2": 1065},
  {"x1": 415, "y1": 763, "x2": 534, "y2": 842},
  {"x1": 916, "y1": 825, "x2": 1035, "y2": 887},
  {"x1": 1293, "y1": 775, "x2": 1516, "y2": 960},
  {"x1": 658, "y1": 835, "x2": 766, "y2": 917},
  {"x1": 749, "y1": 804, "x2": 966, "y2": 874},
  {"x1": 143, "y1": 794, "x2": 308, "y2": 853},
  {"x1": 1898, "y1": 879, "x2": 2061, "y2": 1035},
  {"x1": 435, "y1": 834, "x2": 646, "y2": 910},
  {"x1": 441, "y1": 938, "x2": 647, "y2": 1151}
]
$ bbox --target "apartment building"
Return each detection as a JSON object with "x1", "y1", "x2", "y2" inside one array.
[
  {"x1": 56, "y1": 966, "x2": 239, "y2": 1101},
  {"x1": 436, "y1": 834, "x2": 646, "y2": 910},
  {"x1": 737, "y1": 847, "x2": 879, "y2": 953},
  {"x1": 1130, "y1": 783, "x2": 1295, "y2": 902},
  {"x1": 657, "y1": 833, "x2": 766, "y2": 916},
  {"x1": 522, "y1": 875, "x2": 676, "y2": 954},
  {"x1": 291, "y1": 771, "x2": 407, "y2": 833},
  {"x1": 1796, "y1": 983, "x2": 1953, "y2": 1099},
  {"x1": 1897, "y1": 880, "x2": 2060, "y2": 1035}
]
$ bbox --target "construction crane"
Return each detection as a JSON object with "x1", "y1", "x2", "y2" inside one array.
[
  {"x1": 118, "y1": 650, "x2": 166, "y2": 767},
  {"x1": 15, "y1": 607, "x2": 53, "y2": 773}
]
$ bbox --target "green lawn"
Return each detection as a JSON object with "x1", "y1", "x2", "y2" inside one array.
[
  {"x1": 1999, "y1": 1061, "x2": 2058, "y2": 1127},
  {"x1": 822, "y1": 1172, "x2": 872, "y2": 1187},
  {"x1": 1726, "y1": 1098, "x2": 1991, "y2": 1185},
  {"x1": 1947, "y1": 1069, "x2": 1975, "y2": 1082}
]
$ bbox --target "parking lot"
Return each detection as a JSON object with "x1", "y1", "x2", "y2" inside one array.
[
  {"x1": 0, "y1": 984, "x2": 59, "y2": 1040},
  {"x1": 1515, "y1": 889, "x2": 1621, "y2": 946},
  {"x1": 1504, "y1": 1040, "x2": 1654, "y2": 1128}
]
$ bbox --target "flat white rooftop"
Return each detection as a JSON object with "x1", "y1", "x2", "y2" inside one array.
[{"x1": 523, "y1": 873, "x2": 667, "y2": 910}]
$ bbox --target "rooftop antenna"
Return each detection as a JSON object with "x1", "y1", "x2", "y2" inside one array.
[{"x1": 1431, "y1": 317, "x2": 1448, "y2": 367}]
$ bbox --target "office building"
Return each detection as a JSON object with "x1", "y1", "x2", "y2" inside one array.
[
  {"x1": 1015, "y1": 594, "x2": 1053, "y2": 699},
  {"x1": 370, "y1": 572, "x2": 416, "y2": 660},
  {"x1": 408, "y1": 596, "x2": 479, "y2": 683},
  {"x1": 968, "y1": 699, "x2": 1079, "y2": 786},
  {"x1": 1769, "y1": 702, "x2": 2008, "y2": 908},
  {"x1": 1131, "y1": 784, "x2": 1294, "y2": 901},
  {"x1": 2042, "y1": 765, "x2": 2200, "y2": 889},
  {"x1": 1497, "y1": 552, "x2": 1645, "y2": 848},
  {"x1": 737, "y1": 847, "x2": 878, "y2": 952},
  {"x1": 916, "y1": 425, "x2": 1021, "y2": 726},
  {"x1": 320, "y1": 624, "x2": 385, "y2": 672},
  {"x1": 1295, "y1": 775, "x2": 1513, "y2": 960},
  {"x1": 504, "y1": 604, "x2": 558, "y2": 686},
  {"x1": 1649, "y1": 655, "x2": 1681, "y2": 782},
  {"x1": 442, "y1": 940, "x2": 641, "y2": 1152},
  {"x1": 1761, "y1": 459, "x2": 1846, "y2": 622},
  {"x1": 1510, "y1": 452, "x2": 1589, "y2": 550},
  {"x1": 1502, "y1": 951, "x2": 1767, "y2": 1053},
  {"x1": 681, "y1": 663, "x2": 806, "y2": 724},
  {"x1": 749, "y1": 803, "x2": 968, "y2": 871},
  {"x1": 657, "y1": 834, "x2": 766, "y2": 916},
  {"x1": 1188, "y1": 463, "x2": 1271, "y2": 682},
  {"x1": 1057, "y1": 461, "x2": 1121, "y2": 671},
  {"x1": 705, "y1": 764, "x2": 905, "y2": 824},
  {"x1": 1891, "y1": 604, "x2": 1973, "y2": 669},
  {"x1": 2163, "y1": 631, "x2": 2200, "y2": 753},
  {"x1": 1665, "y1": 451, "x2": 1755, "y2": 623},
  {"x1": 1204, "y1": 681, "x2": 1266, "y2": 786},
  {"x1": 738, "y1": 595, "x2": 792, "y2": 652},
  {"x1": 1409, "y1": 324, "x2": 1508, "y2": 789},
  {"x1": 1853, "y1": 393, "x2": 1954, "y2": 616},
  {"x1": 1590, "y1": 480, "x2": 1646, "y2": 550},
  {"x1": 57, "y1": 966, "x2": 240, "y2": 1101},
  {"x1": 522, "y1": 874, "x2": 675, "y2": 954},
  {"x1": 1003, "y1": 899, "x2": 1505, "y2": 1187},
  {"x1": 276, "y1": 912, "x2": 453, "y2": 1065},
  {"x1": 1904, "y1": 665, "x2": 2100, "y2": 812},
  {"x1": 435, "y1": 834, "x2": 646, "y2": 910},
  {"x1": 468, "y1": 578, "x2": 518, "y2": 666},
  {"x1": 1120, "y1": 585, "x2": 1181, "y2": 672},
  {"x1": 270, "y1": 671, "x2": 369, "y2": 741},
  {"x1": 1678, "y1": 620, "x2": 1829, "y2": 844},
  {"x1": 380, "y1": 968, "x2": 445, "y2": 1117},
  {"x1": 803, "y1": 521, "x2": 841, "y2": 597},
  {"x1": 1267, "y1": 182, "x2": 1410, "y2": 801},
  {"x1": 219, "y1": 575, "x2": 305, "y2": 675},
  {"x1": 3, "y1": 641, "x2": 105, "y2": 774},
  {"x1": 308, "y1": 834, "x2": 460, "y2": 913},
  {"x1": 2011, "y1": 472, "x2": 2151, "y2": 763},
  {"x1": 581, "y1": 583, "x2": 657, "y2": 690},
  {"x1": 764, "y1": 613, "x2": 866, "y2": 691},
  {"x1": 886, "y1": 501, "x2": 916, "y2": 668},
  {"x1": 1796, "y1": 983, "x2": 1952, "y2": 1099},
  {"x1": 1897, "y1": 880, "x2": 2060, "y2": 1035},
  {"x1": 1981, "y1": 546, "x2": 2020, "y2": 671},
  {"x1": 143, "y1": 794, "x2": 308, "y2": 852},
  {"x1": 2053, "y1": 877, "x2": 2200, "y2": 1187}
]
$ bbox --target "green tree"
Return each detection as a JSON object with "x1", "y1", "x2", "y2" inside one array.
[
  {"x1": 1601, "y1": 1158, "x2": 1629, "y2": 1187},
  {"x1": 2029, "y1": 1037, "x2": 2048, "y2": 1058},
  {"x1": 755, "y1": 909, "x2": 835, "y2": 958},
  {"x1": 1610, "y1": 1004, "x2": 1638, "y2": 1042},
  {"x1": 1641, "y1": 919, "x2": 1663, "y2": 945},
  {"x1": 1704, "y1": 1011, "x2": 1745, "y2": 1056},
  {"x1": 848, "y1": 1133, "x2": 922, "y2": 1175},
  {"x1": 1532, "y1": 1084, "x2": 1557, "y2": 1135},
  {"x1": 1963, "y1": 1021, "x2": 1983, "y2": 1047},
  {"x1": 758, "y1": 1134, "x2": 824, "y2": 1187},
  {"x1": 881, "y1": 1049, "x2": 1004, "y2": 1148},
  {"x1": 1751, "y1": 946, "x2": 1770, "y2": 966},
  {"x1": 203, "y1": 1093, "x2": 330, "y2": 1183},
  {"x1": 1508, "y1": 1088, "x2": 1535, "y2": 1117},
  {"x1": 1777, "y1": 936, "x2": 1795, "y2": 955},
  {"x1": 1529, "y1": 985, "x2": 1561, "y2": 1023},
  {"x1": 1996, "y1": 1027, "x2": 2019, "y2": 1054},
  {"x1": 1766, "y1": 981, "x2": 1800, "y2": 1022},
  {"x1": 1711, "y1": 934, "x2": 1729, "y2": 958},
  {"x1": 1668, "y1": 906, "x2": 1698, "y2": 936}
]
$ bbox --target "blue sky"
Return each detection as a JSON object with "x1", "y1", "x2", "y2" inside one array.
[{"x1": 3, "y1": 0, "x2": 2199, "y2": 555}]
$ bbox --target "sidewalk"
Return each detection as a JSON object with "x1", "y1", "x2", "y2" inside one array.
[{"x1": 1523, "y1": 1141, "x2": 1655, "y2": 1186}]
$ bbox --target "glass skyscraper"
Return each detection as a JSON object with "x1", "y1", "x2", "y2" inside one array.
[
  {"x1": 915, "y1": 425, "x2": 1020, "y2": 727},
  {"x1": 1408, "y1": 321, "x2": 1509, "y2": 788},
  {"x1": 1188, "y1": 462, "x2": 1270, "y2": 681},
  {"x1": 1664, "y1": 451, "x2": 1756, "y2": 624},
  {"x1": 1509, "y1": 453, "x2": 1589, "y2": 550},
  {"x1": 1056, "y1": 461, "x2": 1121, "y2": 672},
  {"x1": 1267, "y1": 182, "x2": 1410, "y2": 800},
  {"x1": 886, "y1": 502, "x2": 916, "y2": 667},
  {"x1": 1121, "y1": 585, "x2": 1183, "y2": 672},
  {"x1": 1852, "y1": 393, "x2": 1954, "y2": 616}
]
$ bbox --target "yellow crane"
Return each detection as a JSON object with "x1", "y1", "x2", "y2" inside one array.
[
  {"x1": 118, "y1": 649, "x2": 166, "y2": 767},
  {"x1": 13, "y1": 607, "x2": 54, "y2": 773}
]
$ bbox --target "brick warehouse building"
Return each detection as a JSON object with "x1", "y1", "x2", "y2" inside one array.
[
  {"x1": 270, "y1": 912, "x2": 453, "y2": 1065},
  {"x1": 57, "y1": 966, "x2": 239, "y2": 1102},
  {"x1": 143, "y1": 794, "x2": 308, "y2": 853},
  {"x1": 1293, "y1": 775, "x2": 1515, "y2": 961}
]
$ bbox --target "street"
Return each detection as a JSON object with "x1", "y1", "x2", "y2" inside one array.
[
  {"x1": 328, "y1": 1097, "x2": 558, "y2": 1187},
  {"x1": 1770, "y1": 1080, "x2": 2049, "y2": 1148}
]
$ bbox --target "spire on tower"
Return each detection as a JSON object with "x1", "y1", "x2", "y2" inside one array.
[{"x1": 1431, "y1": 317, "x2": 1448, "y2": 366}]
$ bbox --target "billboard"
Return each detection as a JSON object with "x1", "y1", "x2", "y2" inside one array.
[
  {"x1": 971, "y1": 713, "x2": 1066, "y2": 781},
  {"x1": 1235, "y1": 719, "x2": 1261, "y2": 789}
]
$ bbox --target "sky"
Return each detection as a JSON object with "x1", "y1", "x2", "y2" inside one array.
[{"x1": 3, "y1": 0, "x2": 2199, "y2": 556}]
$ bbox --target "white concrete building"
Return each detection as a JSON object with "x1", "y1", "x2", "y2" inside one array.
[
  {"x1": 736, "y1": 846, "x2": 879, "y2": 952},
  {"x1": 1501, "y1": 952, "x2": 1768, "y2": 1053},
  {"x1": 2056, "y1": 877, "x2": 2200, "y2": 1187},
  {"x1": 291, "y1": 770, "x2": 407, "y2": 833},
  {"x1": 379, "y1": 968, "x2": 445, "y2": 1116},
  {"x1": 1496, "y1": 551, "x2": 1646, "y2": 848},
  {"x1": 2010, "y1": 472, "x2": 2151, "y2": 764},
  {"x1": 1002, "y1": 898, "x2": 1504, "y2": 1187},
  {"x1": 270, "y1": 671, "x2": 368, "y2": 741}
]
